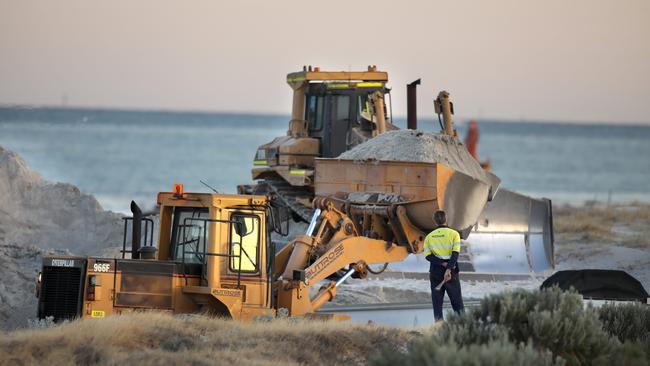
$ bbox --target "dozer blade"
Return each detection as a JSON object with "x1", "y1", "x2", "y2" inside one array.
[
  {"x1": 461, "y1": 188, "x2": 554, "y2": 274},
  {"x1": 383, "y1": 188, "x2": 554, "y2": 280}
]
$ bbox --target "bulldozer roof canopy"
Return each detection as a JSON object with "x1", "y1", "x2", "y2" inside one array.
[{"x1": 287, "y1": 70, "x2": 388, "y2": 84}]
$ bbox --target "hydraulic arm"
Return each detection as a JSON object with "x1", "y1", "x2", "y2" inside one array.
[{"x1": 273, "y1": 197, "x2": 418, "y2": 315}]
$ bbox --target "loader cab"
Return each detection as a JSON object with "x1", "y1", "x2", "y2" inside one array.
[
  {"x1": 156, "y1": 192, "x2": 270, "y2": 280},
  {"x1": 304, "y1": 82, "x2": 391, "y2": 158},
  {"x1": 160, "y1": 192, "x2": 285, "y2": 319},
  {"x1": 98, "y1": 191, "x2": 275, "y2": 319}
]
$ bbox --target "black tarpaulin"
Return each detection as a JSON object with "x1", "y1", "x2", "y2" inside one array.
[{"x1": 541, "y1": 269, "x2": 649, "y2": 302}]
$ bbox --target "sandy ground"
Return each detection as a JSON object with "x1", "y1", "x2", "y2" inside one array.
[
  {"x1": 553, "y1": 203, "x2": 650, "y2": 287},
  {"x1": 333, "y1": 277, "x2": 545, "y2": 305}
]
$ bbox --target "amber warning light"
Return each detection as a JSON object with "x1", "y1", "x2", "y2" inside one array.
[{"x1": 173, "y1": 183, "x2": 184, "y2": 198}]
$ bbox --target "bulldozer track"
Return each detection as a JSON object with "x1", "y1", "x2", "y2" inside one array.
[{"x1": 258, "y1": 178, "x2": 314, "y2": 222}]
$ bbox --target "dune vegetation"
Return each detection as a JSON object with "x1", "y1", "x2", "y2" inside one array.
[
  {"x1": 554, "y1": 203, "x2": 650, "y2": 247},
  {"x1": 2, "y1": 289, "x2": 649, "y2": 366},
  {"x1": 374, "y1": 288, "x2": 650, "y2": 366},
  {"x1": 0, "y1": 313, "x2": 414, "y2": 366}
]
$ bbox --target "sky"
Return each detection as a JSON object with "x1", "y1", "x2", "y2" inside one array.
[{"x1": 1, "y1": 0, "x2": 649, "y2": 124}]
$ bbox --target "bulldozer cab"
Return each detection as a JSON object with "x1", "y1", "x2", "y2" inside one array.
[
  {"x1": 247, "y1": 66, "x2": 396, "y2": 221},
  {"x1": 252, "y1": 66, "x2": 393, "y2": 168},
  {"x1": 302, "y1": 78, "x2": 391, "y2": 157}
]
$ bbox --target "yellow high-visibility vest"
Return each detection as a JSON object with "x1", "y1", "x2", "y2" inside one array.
[{"x1": 423, "y1": 227, "x2": 461, "y2": 259}]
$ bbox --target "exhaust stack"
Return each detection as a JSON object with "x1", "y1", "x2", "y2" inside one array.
[
  {"x1": 406, "y1": 79, "x2": 421, "y2": 130},
  {"x1": 130, "y1": 200, "x2": 142, "y2": 259}
]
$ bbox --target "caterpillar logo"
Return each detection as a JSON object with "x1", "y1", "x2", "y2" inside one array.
[
  {"x1": 306, "y1": 245, "x2": 344, "y2": 280},
  {"x1": 51, "y1": 259, "x2": 75, "y2": 267}
]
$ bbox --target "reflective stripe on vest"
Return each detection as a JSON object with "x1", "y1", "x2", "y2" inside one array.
[{"x1": 423, "y1": 227, "x2": 461, "y2": 258}]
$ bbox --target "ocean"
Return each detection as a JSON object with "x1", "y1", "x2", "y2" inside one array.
[{"x1": 1, "y1": 107, "x2": 649, "y2": 214}]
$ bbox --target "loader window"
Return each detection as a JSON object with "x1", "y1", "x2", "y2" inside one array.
[
  {"x1": 306, "y1": 95, "x2": 324, "y2": 131},
  {"x1": 229, "y1": 213, "x2": 260, "y2": 273},
  {"x1": 170, "y1": 208, "x2": 209, "y2": 264}
]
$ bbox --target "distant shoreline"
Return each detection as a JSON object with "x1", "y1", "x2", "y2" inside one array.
[{"x1": 2, "y1": 105, "x2": 649, "y2": 127}]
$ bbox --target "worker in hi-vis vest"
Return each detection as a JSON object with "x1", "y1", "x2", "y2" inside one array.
[{"x1": 423, "y1": 210, "x2": 465, "y2": 321}]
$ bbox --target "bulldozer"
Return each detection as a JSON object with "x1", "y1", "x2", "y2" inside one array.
[
  {"x1": 239, "y1": 65, "x2": 398, "y2": 221},
  {"x1": 242, "y1": 66, "x2": 554, "y2": 277}
]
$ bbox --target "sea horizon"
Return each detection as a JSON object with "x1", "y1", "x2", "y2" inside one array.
[{"x1": 1, "y1": 106, "x2": 649, "y2": 214}]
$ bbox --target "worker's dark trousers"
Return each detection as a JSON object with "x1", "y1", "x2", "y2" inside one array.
[{"x1": 429, "y1": 271, "x2": 464, "y2": 321}]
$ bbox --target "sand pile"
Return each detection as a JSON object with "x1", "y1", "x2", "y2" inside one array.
[
  {"x1": 0, "y1": 146, "x2": 124, "y2": 254},
  {"x1": 0, "y1": 146, "x2": 124, "y2": 329},
  {"x1": 339, "y1": 130, "x2": 490, "y2": 183}
]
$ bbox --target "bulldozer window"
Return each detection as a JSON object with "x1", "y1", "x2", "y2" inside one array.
[
  {"x1": 305, "y1": 95, "x2": 324, "y2": 132},
  {"x1": 170, "y1": 207, "x2": 209, "y2": 264},
  {"x1": 357, "y1": 94, "x2": 374, "y2": 131},
  {"x1": 229, "y1": 213, "x2": 260, "y2": 273},
  {"x1": 324, "y1": 94, "x2": 352, "y2": 157},
  {"x1": 335, "y1": 95, "x2": 350, "y2": 121},
  {"x1": 357, "y1": 90, "x2": 391, "y2": 125}
]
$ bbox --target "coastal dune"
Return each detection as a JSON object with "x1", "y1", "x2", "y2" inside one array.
[{"x1": 0, "y1": 146, "x2": 123, "y2": 329}]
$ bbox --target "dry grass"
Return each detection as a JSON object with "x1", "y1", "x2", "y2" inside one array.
[
  {"x1": 554, "y1": 203, "x2": 650, "y2": 247},
  {"x1": 0, "y1": 313, "x2": 417, "y2": 366}
]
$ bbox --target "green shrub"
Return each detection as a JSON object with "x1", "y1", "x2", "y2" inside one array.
[
  {"x1": 468, "y1": 288, "x2": 617, "y2": 364},
  {"x1": 160, "y1": 334, "x2": 195, "y2": 352},
  {"x1": 436, "y1": 314, "x2": 510, "y2": 346},
  {"x1": 372, "y1": 288, "x2": 648, "y2": 366},
  {"x1": 598, "y1": 302, "x2": 650, "y2": 360},
  {"x1": 373, "y1": 339, "x2": 561, "y2": 366}
]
